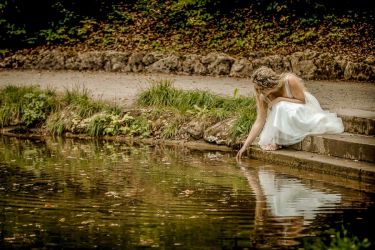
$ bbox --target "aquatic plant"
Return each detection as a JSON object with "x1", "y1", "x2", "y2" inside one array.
[{"x1": 126, "y1": 114, "x2": 150, "y2": 137}]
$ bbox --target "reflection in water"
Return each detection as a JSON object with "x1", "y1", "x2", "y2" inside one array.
[
  {"x1": 258, "y1": 170, "x2": 341, "y2": 222},
  {"x1": 0, "y1": 136, "x2": 374, "y2": 249},
  {"x1": 239, "y1": 164, "x2": 343, "y2": 248}
]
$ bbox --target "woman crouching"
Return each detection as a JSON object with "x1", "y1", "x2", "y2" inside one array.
[{"x1": 236, "y1": 66, "x2": 344, "y2": 160}]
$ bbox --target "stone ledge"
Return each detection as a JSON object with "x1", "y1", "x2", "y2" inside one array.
[
  {"x1": 1, "y1": 49, "x2": 374, "y2": 81},
  {"x1": 248, "y1": 147, "x2": 375, "y2": 184},
  {"x1": 290, "y1": 133, "x2": 375, "y2": 163}
]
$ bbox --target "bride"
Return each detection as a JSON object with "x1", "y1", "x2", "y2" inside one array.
[{"x1": 236, "y1": 66, "x2": 344, "y2": 160}]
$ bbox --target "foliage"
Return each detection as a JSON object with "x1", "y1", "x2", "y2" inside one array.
[
  {"x1": 0, "y1": 86, "x2": 57, "y2": 127},
  {"x1": 304, "y1": 227, "x2": 371, "y2": 250},
  {"x1": 22, "y1": 92, "x2": 57, "y2": 126},
  {"x1": 161, "y1": 114, "x2": 186, "y2": 139},
  {"x1": 86, "y1": 112, "x2": 150, "y2": 137},
  {"x1": 136, "y1": 80, "x2": 257, "y2": 138},
  {"x1": 0, "y1": 0, "x2": 118, "y2": 48},
  {"x1": 46, "y1": 112, "x2": 66, "y2": 135},
  {"x1": 230, "y1": 104, "x2": 257, "y2": 138},
  {"x1": 0, "y1": 0, "x2": 373, "y2": 60},
  {"x1": 63, "y1": 87, "x2": 119, "y2": 118},
  {"x1": 126, "y1": 114, "x2": 150, "y2": 137}
]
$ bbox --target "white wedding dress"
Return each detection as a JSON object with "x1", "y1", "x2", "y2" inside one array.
[{"x1": 258, "y1": 78, "x2": 344, "y2": 147}]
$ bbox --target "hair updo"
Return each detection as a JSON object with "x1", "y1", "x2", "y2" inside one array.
[{"x1": 251, "y1": 66, "x2": 282, "y2": 91}]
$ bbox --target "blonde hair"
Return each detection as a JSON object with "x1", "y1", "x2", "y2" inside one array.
[
  {"x1": 251, "y1": 66, "x2": 283, "y2": 91},
  {"x1": 251, "y1": 67, "x2": 305, "y2": 92}
]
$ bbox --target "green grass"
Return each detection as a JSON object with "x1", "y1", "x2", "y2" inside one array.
[
  {"x1": 63, "y1": 86, "x2": 120, "y2": 118},
  {"x1": 304, "y1": 227, "x2": 371, "y2": 250},
  {"x1": 1, "y1": 83, "x2": 256, "y2": 141},
  {"x1": 46, "y1": 112, "x2": 66, "y2": 135},
  {"x1": 0, "y1": 85, "x2": 57, "y2": 127},
  {"x1": 45, "y1": 87, "x2": 122, "y2": 135},
  {"x1": 136, "y1": 80, "x2": 257, "y2": 138}
]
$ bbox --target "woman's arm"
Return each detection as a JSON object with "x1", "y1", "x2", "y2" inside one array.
[
  {"x1": 286, "y1": 74, "x2": 305, "y2": 103},
  {"x1": 236, "y1": 95, "x2": 267, "y2": 160}
]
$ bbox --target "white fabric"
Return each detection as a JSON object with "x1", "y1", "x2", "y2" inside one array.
[
  {"x1": 258, "y1": 170, "x2": 341, "y2": 224},
  {"x1": 258, "y1": 83, "x2": 344, "y2": 146}
]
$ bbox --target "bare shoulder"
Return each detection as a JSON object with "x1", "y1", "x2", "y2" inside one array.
[
  {"x1": 284, "y1": 73, "x2": 306, "y2": 102},
  {"x1": 286, "y1": 74, "x2": 303, "y2": 88}
]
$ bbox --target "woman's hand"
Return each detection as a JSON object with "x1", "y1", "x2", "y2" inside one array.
[{"x1": 236, "y1": 147, "x2": 246, "y2": 162}]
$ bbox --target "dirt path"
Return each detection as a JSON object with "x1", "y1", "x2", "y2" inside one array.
[{"x1": 1, "y1": 70, "x2": 374, "y2": 113}]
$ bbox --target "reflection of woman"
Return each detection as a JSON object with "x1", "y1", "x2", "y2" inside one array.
[
  {"x1": 236, "y1": 67, "x2": 344, "y2": 159},
  {"x1": 257, "y1": 170, "x2": 341, "y2": 223},
  {"x1": 239, "y1": 164, "x2": 341, "y2": 248}
]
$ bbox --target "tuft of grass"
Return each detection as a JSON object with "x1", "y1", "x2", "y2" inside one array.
[
  {"x1": 63, "y1": 86, "x2": 120, "y2": 118},
  {"x1": 87, "y1": 113, "x2": 110, "y2": 136},
  {"x1": 136, "y1": 80, "x2": 257, "y2": 138},
  {"x1": 161, "y1": 115, "x2": 185, "y2": 139},
  {"x1": 136, "y1": 80, "x2": 180, "y2": 107},
  {"x1": 229, "y1": 98, "x2": 257, "y2": 138},
  {"x1": 0, "y1": 85, "x2": 35, "y2": 127},
  {"x1": 46, "y1": 112, "x2": 67, "y2": 136},
  {"x1": 0, "y1": 105, "x2": 14, "y2": 128}
]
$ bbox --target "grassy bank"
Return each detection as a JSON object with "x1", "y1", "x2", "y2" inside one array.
[{"x1": 0, "y1": 82, "x2": 256, "y2": 143}]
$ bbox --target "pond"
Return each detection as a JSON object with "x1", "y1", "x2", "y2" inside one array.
[{"x1": 0, "y1": 136, "x2": 374, "y2": 249}]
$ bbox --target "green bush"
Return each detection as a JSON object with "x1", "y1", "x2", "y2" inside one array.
[
  {"x1": 0, "y1": 86, "x2": 56, "y2": 127},
  {"x1": 304, "y1": 227, "x2": 371, "y2": 250},
  {"x1": 22, "y1": 92, "x2": 56, "y2": 126}
]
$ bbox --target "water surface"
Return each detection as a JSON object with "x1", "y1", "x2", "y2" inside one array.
[{"x1": 0, "y1": 136, "x2": 373, "y2": 249}]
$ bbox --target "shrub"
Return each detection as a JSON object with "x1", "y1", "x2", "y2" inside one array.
[{"x1": 0, "y1": 86, "x2": 57, "y2": 127}]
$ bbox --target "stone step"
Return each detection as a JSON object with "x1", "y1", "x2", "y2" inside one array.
[
  {"x1": 334, "y1": 108, "x2": 375, "y2": 136},
  {"x1": 248, "y1": 147, "x2": 375, "y2": 185},
  {"x1": 290, "y1": 133, "x2": 375, "y2": 163}
]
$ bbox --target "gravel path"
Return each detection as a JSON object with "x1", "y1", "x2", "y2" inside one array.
[{"x1": 1, "y1": 70, "x2": 374, "y2": 113}]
